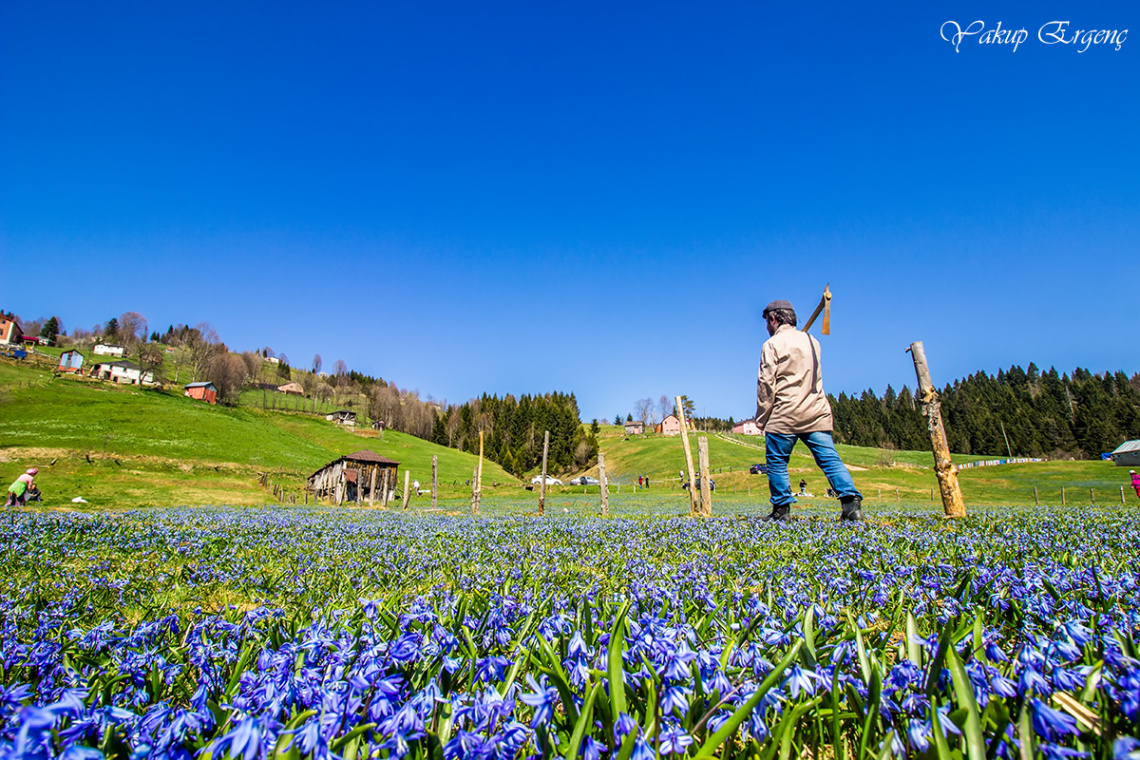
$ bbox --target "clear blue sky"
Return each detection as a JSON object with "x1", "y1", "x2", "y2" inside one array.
[{"x1": 3, "y1": 1, "x2": 1137, "y2": 422}]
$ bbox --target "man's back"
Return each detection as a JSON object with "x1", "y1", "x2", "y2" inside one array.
[{"x1": 756, "y1": 324, "x2": 833, "y2": 435}]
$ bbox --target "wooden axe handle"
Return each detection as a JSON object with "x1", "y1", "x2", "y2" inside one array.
[{"x1": 801, "y1": 285, "x2": 832, "y2": 334}]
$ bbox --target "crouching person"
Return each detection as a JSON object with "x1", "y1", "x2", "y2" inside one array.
[{"x1": 5, "y1": 468, "x2": 38, "y2": 507}]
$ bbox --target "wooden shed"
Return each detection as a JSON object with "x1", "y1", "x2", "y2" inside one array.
[
  {"x1": 308, "y1": 449, "x2": 400, "y2": 504},
  {"x1": 185, "y1": 381, "x2": 218, "y2": 404},
  {"x1": 58, "y1": 349, "x2": 85, "y2": 373},
  {"x1": 1110, "y1": 440, "x2": 1140, "y2": 467}
]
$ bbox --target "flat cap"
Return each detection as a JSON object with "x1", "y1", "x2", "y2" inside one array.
[{"x1": 763, "y1": 299, "x2": 794, "y2": 317}]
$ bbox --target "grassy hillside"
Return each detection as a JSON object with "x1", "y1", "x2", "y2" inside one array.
[
  {"x1": 0, "y1": 360, "x2": 514, "y2": 508},
  {"x1": 581, "y1": 425, "x2": 1132, "y2": 507}
]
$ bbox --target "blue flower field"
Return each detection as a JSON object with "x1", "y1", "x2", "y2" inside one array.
[{"x1": 1, "y1": 502, "x2": 1137, "y2": 759}]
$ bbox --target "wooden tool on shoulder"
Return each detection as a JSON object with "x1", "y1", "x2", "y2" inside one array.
[{"x1": 801, "y1": 284, "x2": 831, "y2": 335}]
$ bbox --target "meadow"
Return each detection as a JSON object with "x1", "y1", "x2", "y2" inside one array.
[{"x1": 0, "y1": 499, "x2": 1137, "y2": 759}]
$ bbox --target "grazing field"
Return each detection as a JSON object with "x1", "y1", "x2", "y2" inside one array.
[{"x1": 1, "y1": 500, "x2": 1137, "y2": 759}]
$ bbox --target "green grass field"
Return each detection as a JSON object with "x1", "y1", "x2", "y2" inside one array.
[{"x1": 2, "y1": 356, "x2": 1134, "y2": 510}]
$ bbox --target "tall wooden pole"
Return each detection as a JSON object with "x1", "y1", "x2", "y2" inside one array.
[
  {"x1": 470, "y1": 466, "x2": 479, "y2": 514},
  {"x1": 368, "y1": 467, "x2": 376, "y2": 507},
  {"x1": 431, "y1": 455, "x2": 438, "y2": 510},
  {"x1": 402, "y1": 470, "x2": 411, "y2": 510},
  {"x1": 907, "y1": 341, "x2": 966, "y2": 518},
  {"x1": 675, "y1": 396, "x2": 699, "y2": 516},
  {"x1": 697, "y1": 436, "x2": 712, "y2": 517},
  {"x1": 475, "y1": 430, "x2": 484, "y2": 513},
  {"x1": 539, "y1": 430, "x2": 550, "y2": 515},
  {"x1": 598, "y1": 452, "x2": 609, "y2": 517}
]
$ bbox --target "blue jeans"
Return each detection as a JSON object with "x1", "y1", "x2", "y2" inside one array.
[{"x1": 765, "y1": 431, "x2": 861, "y2": 508}]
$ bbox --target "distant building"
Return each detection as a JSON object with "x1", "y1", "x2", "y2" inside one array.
[
  {"x1": 185, "y1": 381, "x2": 218, "y2": 405},
  {"x1": 90, "y1": 360, "x2": 155, "y2": 386},
  {"x1": 732, "y1": 419, "x2": 763, "y2": 436},
  {"x1": 308, "y1": 449, "x2": 401, "y2": 504},
  {"x1": 0, "y1": 315, "x2": 22, "y2": 345},
  {"x1": 266, "y1": 356, "x2": 281, "y2": 364},
  {"x1": 1110, "y1": 440, "x2": 1140, "y2": 467},
  {"x1": 326, "y1": 409, "x2": 357, "y2": 427},
  {"x1": 655, "y1": 414, "x2": 682, "y2": 436},
  {"x1": 624, "y1": 420, "x2": 645, "y2": 436},
  {"x1": 93, "y1": 344, "x2": 125, "y2": 358},
  {"x1": 277, "y1": 382, "x2": 305, "y2": 396},
  {"x1": 58, "y1": 350, "x2": 84, "y2": 373}
]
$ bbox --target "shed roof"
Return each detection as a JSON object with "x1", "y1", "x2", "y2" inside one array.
[
  {"x1": 185, "y1": 381, "x2": 216, "y2": 389},
  {"x1": 95, "y1": 360, "x2": 142, "y2": 370},
  {"x1": 309, "y1": 449, "x2": 401, "y2": 480},
  {"x1": 1112, "y1": 440, "x2": 1140, "y2": 454}
]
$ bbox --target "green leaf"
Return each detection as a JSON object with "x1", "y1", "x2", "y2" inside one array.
[
  {"x1": 608, "y1": 600, "x2": 632, "y2": 721},
  {"x1": 931, "y1": 706, "x2": 953, "y2": 760},
  {"x1": 906, "y1": 611, "x2": 923, "y2": 667},
  {"x1": 1018, "y1": 700, "x2": 1035, "y2": 760},
  {"x1": 565, "y1": 681, "x2": 602, "y2": 760},
  {"x1": 946, "y1": 646, "x2": 985, "y2": 759},
  {"x1": 924, "y1": 621, "x2": 954, "y2": 697}
]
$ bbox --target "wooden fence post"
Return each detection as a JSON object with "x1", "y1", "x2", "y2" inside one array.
[
  {"x1": 1122, "y1": 486, "x2": 1126, "y2": 505},
  {"x1": 907, "y1": 341, "x2": 966, "y2": 518},
  {"x1": 1061, "y1": 485, "x2": 1066, "y2": 506},
  {"x1": 698, "y1": 436, "x2": 712, "y2": 517},
  {"x1": 599, "y1": 452, "x2": 609, "y2": 517},
  {"x1": 369, "y1": 467, "x2": 377, "y2": 507},
  {"x1": 381, "y1": 470, "x2": 390, "y2": 508},
  {"x1": 1034, "y1": 486, "x2": 1039, "y2": 506},
  {"x1": 539, "y1": 430, "x2": 549, "y2": 516},
  {"x1": 432, "y1": 455, "x2": 438, "y2": 510},
  {"x1": 403, "y1": 470, "x2": 411, "y2": 510},
  {"x1": 1089, "y1": 488, "x2": 1094, "y2": 505},
  {"x1": 675, "y1": 396, "x2": 699, "y2": 517},
  {"x1": 471, "y1": 466, "x2": 479, "y2": 515}
]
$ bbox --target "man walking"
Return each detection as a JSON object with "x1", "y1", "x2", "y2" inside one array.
[{"x1": 755, "y1": 300, "x2": 863, "y2": 522}]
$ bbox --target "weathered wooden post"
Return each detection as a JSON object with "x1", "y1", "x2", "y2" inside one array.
[
  {"x1": 1034, "y1": 486, "x2": 1039, "y2": 506},
  {"x1": 369, "y1": 467, "x2": 377, "y2": 507},
  {"x1": 907, "y1": 341, "x2": 966, "y2": 518},
  {"x1": 356, "y1": 469, "x2": 362, "y2": 505},
  {"x1": 1061, "y1": 485, "x2": 1066, "y2": 506},
  {"x1": 474, "y1": 430, "x2": 484, "y2": 514},
  {"x1": 697, "y1": 436, "x2": 712, "y2": 517},
  {"x1": 381, "y1": 470, "x2": 391, "y2": 508},
  {"x1": 675, "y1": 396, "x2": 700, "y2": 517},
  {"x1": 403, "y1": 470, "x2": 411, "y2": 509},
  {"x1": 1122, "y1": 486, "x2": 1126, "y2": 505},
  {"x1": 598, "y1": 452, "x2": 609, "y2": 516},
  {"x1": 1089, "y1": 488, "x2": 1094, "y2": 505},
  {"x1": 432, "y1": 455, "x2": 438, "y2": 510},
  {"x1": 470, "y1": 466, "x2": 479, "y2": 515},
  {"x1": 539, "y1": 430, "x2": 550, "y2": 515}
]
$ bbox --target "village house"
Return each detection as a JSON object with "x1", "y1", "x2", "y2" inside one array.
[
  {"x1": 184, "y1": 381, "x2": 218, "y2": 404},
  {"x1": 326, "y1": 410, "x2": 357, "y2": 427},
  {"x1": 307, "y1": 449, "x2": 401, "y2": 504},
  {"x1": 277, "y1": 381, "x2": 305, "y2": 396},
  {"x1": 624, "y1": 420, "x2": 645, "y2": 436},
  {"x1": 0, "y1": 315, "x2": 23, "y2": 345},
  {"x1": 93, "y1": 343, "x2": 125, "y2": 358},
  {"x1": 655, "y1": 414, "x2": 682, "y2": 436},
  {"x1": 58, "y1": 349, "x2": 84, "y2": 373},
  {"x1": 90, "y1": 360, "x2": 155, "y2": 386},
  {"x1": 732, "y1": 419, "x2": 764, "y2": 436}
]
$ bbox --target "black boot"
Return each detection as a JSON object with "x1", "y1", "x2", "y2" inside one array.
[
  {"x1": 763, "y1": 505, "x2": 791, "y2": 522},
  {"x1": 840, "y1": 496, "x2": 864, "y2": 522}
]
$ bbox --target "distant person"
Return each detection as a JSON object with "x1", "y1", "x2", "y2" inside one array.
[
  {"x1": 638, "y1": 475, "x2": 643, "y2": 488},
  {"x1": 645, "y1": 475, "x2": 650, "y2": 489},
  {"x1": 413, "y1": 479, "x2": 420, "y2": 496},
  {"x1": 1132, "y1": 470, "x2": 1140, "y2": 501},
  {"x1": 5, "y1": 468, "x2": 37, "y2": 507},
  {"x1": 755, "y1": 299, "x2": 863, "y2": 522},
  {"x1": 799, "y1": 479, "x2": 807, "y2": 495}
]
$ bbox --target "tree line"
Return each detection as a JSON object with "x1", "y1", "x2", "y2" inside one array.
[{"x1": 829, "y1": 364, "x2": 1140, "y2": 460}]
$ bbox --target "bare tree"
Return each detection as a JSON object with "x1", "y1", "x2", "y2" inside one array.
[
  {"x1": 635, "y1": 398, "x2": 654, "y2": 425},
  {"x1": 206, "y1": 353, "x2": 247, "y2": 404},
  {"x1": 188, "y1": 322, "x2": 224, "y2": 382},
  {"x1": 137, "y1": 343, "x2": 167, "y2": 385},
  {"x1": 659, "y1": 395, "x2": 672, "y2": 422},
  {"x1": 312, "y1": 354, "x2": 322, "y2": 374},
  {"x1": 241, "y1": 351, "x2": 261, "y2": 380},
  {"x1": 118, "y1": 312, "x2": 148, "y2": 360}
]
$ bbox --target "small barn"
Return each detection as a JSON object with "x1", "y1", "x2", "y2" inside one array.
[
  {"x1": 277, "y1": 382, "x2": 305, "y2": 396},
  {"x1": 732, "y1": 419, "x2": 764, "y2": 436},
  {"x1": 1110, "y1": 440, "x2": 1140, "y2": 467},
  {"x1": 308, "y1": 449, "x2": 400, "y2": 504},
  {"x1": 58, "y1": 349, "x2": 84, "y2": 373},
  {"x1": 326, "y1": 409, "x2": 357, "y2": 426},
  {"x1": 185, "y1": 381, "x2": 218, "y2": 404},
  {"x1": 656, "y1": 414, "x2": 682, "y2": 436},
  {"x1": 624, "y1": 420, "x2": 645, "y2": 436},
  {"x1": 93, "y1": 344, "x2": 125, "y2": 358},
  {"x1": 91, "y1": 360, "x2": 155, "y2": 386}
]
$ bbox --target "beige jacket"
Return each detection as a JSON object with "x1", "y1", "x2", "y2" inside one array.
[{"x1": 755, "y1": 324, "x2": 834, "y2": 435}]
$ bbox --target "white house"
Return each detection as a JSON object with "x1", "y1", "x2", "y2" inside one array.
[
  {"x1": 93, "y1": 344, "x2": 125, "y2": 358},
  {"x1": 732, "y1": 419, "x2": 764, "y2": 436},
  {"x1": 91, "y1": 360, "x2": 155, "y2": 386}
]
